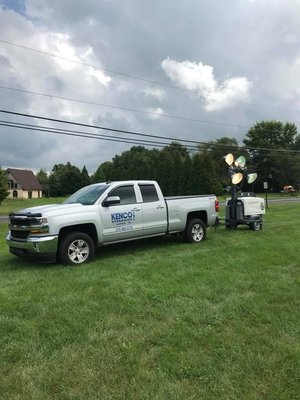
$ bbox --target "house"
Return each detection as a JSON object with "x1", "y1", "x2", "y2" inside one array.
[{"x1": 6, "y1": 168, "x2": 42, "y2": 199}]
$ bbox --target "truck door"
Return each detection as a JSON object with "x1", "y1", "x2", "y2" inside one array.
[
  {"x1": 138, "y1": 184, "x2": 168, "y2": 236},
  {"x1": 101, "y1": 184, "x2": 143, "y2": 242}
]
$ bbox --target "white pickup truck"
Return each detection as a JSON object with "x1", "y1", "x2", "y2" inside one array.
[{"x1": 6, "y1": 180, "x2": 219, "y2": 265}]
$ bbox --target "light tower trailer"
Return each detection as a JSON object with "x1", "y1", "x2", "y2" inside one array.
[{"x1": 225, "y1": 185, "x2": 265, "y2": 230}]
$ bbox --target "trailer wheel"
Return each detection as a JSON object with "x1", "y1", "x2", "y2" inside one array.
[
  {"x1": 249, "y1": 221, "x2": 262, "y2": 231},
  {"x1": 58, "y1": 232, "x2": 95, "y2": 265},
  {"x1": 184, "y1": 219, "x2": 206, "y2": 243}
]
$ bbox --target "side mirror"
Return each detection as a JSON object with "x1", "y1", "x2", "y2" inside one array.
[{"x1": 103, "y1": 196, "x2": 121, "y2": 207}]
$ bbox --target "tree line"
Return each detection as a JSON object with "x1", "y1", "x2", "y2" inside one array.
[{"x1": 1, "y1": 120, "x2": 300, "y2": 202}]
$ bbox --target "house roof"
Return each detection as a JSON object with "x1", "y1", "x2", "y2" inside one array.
[{"x1": 7, "y1": 168, "x2": 42, "y2": 190}]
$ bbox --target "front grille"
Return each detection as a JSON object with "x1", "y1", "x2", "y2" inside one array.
[
  {"x1": 9, "y1": 212, "x2": 42, "y2": 227},
  {"x1": 10, "y1": 218, "x2": 31, "y2": 226},
  {"x1": 11, "y1": 230, "x2": 30, "y2": 240}
]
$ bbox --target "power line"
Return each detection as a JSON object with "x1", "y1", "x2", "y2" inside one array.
[
  {"x1": 0, "y1": 86, "x2": 299, "y2": 138},
  {"x1": 0, "y1": 39, "x2": 186, "y2": 91},
  {"x1": 0, "y1": 85, "x2": 247, "y2": 130},
  {"x1": 0, "y1": 120, "x2": 199, "y2": 149},
  {"x1": 0, "y1": 108, "x2": 229, "y2": 147},
  {"x1": 1, "y1": 39, "x2": 300, "y2": 113},
  {"x1": 0, "y1": 119, "x2": 239, "y2": 151},
  {"x1": 0, "y1": 109, "x2": 299, "y2": 154}
]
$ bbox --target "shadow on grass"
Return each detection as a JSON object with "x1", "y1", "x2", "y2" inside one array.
[
  {"x1": 2, "y1": 226, "x2": 261, "y2": 271},
  {"x1": 0, "y1": 254, "x2": 63, "y2": 271},
  {"x1": 94, "y1": 234, "x2": 185, "y2": 259},
  {"x1": 2, "y1": 235, "x2": 185, "y2": 271}
]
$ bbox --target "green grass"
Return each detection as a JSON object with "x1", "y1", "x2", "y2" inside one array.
[
  {"x1": 0, "y1": 203, "x2": 299, "y2": 399},
  {"x1": 0, "y1": 197, "x2": 65, "y2": 216},
  {"x1": 1, "y1": 192, "x2": 299, "y2": 216},
  {"x1": 217, "y1": 191, "x2": 300, "y2": 202}
]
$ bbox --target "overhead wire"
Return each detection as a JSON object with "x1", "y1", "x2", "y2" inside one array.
[
  {"x1": 0, "y1": 85, "x2": 247, "y2": 129},
  {"x1": 1, "y1": 39, "x2": 300, "y2": 113},
  {"x1": 0, "y1": 110, "x2": 299, "y2": 154},
  {"x1": 0, "y1": 120, "x2": 198, "y2": 149},
  {"x1": 0, "y1": 39, "x2": 188, "y2": 91},
  {"x1": 0, "y1": 86, "x2": 299, "y2": 137}
]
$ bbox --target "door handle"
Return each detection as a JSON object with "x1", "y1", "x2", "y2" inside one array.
[
  {"x1": 132, "y1": 207, "x2": 141, "y2": 211},
  {"x1": 156, "y1": 205, "x2": 165, "y2": 209}
]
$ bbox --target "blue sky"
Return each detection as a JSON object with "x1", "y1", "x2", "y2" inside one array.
[{"x1": 0, "y1": 0, "x2": 25, "y2": 13}]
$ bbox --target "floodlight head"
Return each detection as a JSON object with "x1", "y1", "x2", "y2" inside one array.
[
  {"x1": 231, "y1": 172, "x2": 243, "y2": 185},
  {"x1": 247, "y1": 173, "x2": 257, "y2": 184},
  {"x1": 234, "y1": 155, "x2": 246, "y2": 168},
  {"x1": 225, "y1": 153, "x2": 234, "y2": 166}
]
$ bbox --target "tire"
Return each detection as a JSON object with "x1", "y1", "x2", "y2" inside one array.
[
  {"x1": 58, "y1": 232, "x2": 95, "y2": 265},
  {"x1": 249, "y1": 221, "x2": 262, "y2": 231},
  {"x1": 184, "y1": 219, "x2": 206, "y2": 243}
]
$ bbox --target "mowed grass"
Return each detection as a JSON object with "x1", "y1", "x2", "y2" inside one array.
[
  {"x1": 0, "y1": 203, "x2": 299, "y2": 399},
  {"x1": 0, "y1": 197, "x2": 65, "y2": 216}
]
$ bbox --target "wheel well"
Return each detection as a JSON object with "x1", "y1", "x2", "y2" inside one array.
[
  {"x1": 59, "y1": 224, "x2": 98, "y2": 244},
  {"x1": 186, "y1": 211, "x2": 207, "y2": 226}
]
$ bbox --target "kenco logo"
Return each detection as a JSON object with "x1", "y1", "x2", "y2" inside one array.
[{"x1": 111, "y1": 211, "x2": 135, "y2": 224}]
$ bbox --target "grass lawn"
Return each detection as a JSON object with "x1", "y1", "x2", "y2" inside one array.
[
  {"x1": 0, "y1": 203, "x2": 299, "y2": 399},
  {"x1": 0, "y1": 197, "x2": 65, "y2": 216}
]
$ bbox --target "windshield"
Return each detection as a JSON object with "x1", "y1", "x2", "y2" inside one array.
[{"x1": 64, "y1": 184, "x2": 110, "y2": 205}]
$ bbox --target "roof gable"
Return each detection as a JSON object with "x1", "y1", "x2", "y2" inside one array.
[{"x1": 7, "y1": 168, "x2": 42, "y2": 191}]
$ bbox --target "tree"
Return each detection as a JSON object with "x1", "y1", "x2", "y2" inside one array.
[
  {"x1": 81, "y1": 165, "x2": 91, "y2": 187},
  {"x1": 205, "y1": 137, "x2": 239, "y2": 188},
  {"x1": 36, "y1": 168, "x2": 48, "y2": 185},
  {"x1": 192, "y1": 151, "x2": 223, "y2": 195},
  {"x1": 49, "y1": 162, "x2": 84, "y2": 196},
  {"x1": 110, "y1": 146, "x2": 152, "y2": 181},
  {"x1": 178, "y1": 154, "x2": 193, "y2": 194},
  {"x1": 243, "y1": 121, "x2": 300, "y2": 191},
  {"x1": 91, "y1": 161, "x2": 113, "y2": 183},
  {"x1": 244, "y1": 121, "x2": 299, "y2": 150},
  {"x1": 92, "y1": 165, "x2": 106, "y2": 183},
  {"x1": 36, "y1": 168, "x2": 49, "y2": 197},
  {"x1": 191, "y1": 154, "x2": 203, "y2": 194},
  {"x1": 0, "y1": 167, "x2": 9, "y2": 205},
  {"x1": 156, "y1": 150, "x2": 173, "y2": 195}
]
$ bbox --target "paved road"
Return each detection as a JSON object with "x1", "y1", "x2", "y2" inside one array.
[
  {"x1": 268, "y1": 197, "x2": 300, "y2": 203},
  {"x1": 219, "y1": 196, "x2": 300, "y2": 206},
  {"x1": 0, "y1": 216, "x2": 8, "y2": 223}
]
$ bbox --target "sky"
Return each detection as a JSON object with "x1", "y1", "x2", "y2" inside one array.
[{"x1": 0, "y1": 0, "x2": 300, "y2": 174}]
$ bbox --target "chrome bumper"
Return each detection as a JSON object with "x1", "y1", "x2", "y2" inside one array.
[{"x1": 6, "y1": 232, "x2": 58, "y2": 259}]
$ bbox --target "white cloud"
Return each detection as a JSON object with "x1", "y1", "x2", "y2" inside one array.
[
  {"x1": 146, "y1": 107, "x2": 164, "y2": 119},
  {"x1": 142, "y1": 87, "x2": 165, "y2": 101},
  {"x1": 1, "y1": 0, "x2": 300, "y2": 173},
  {"x1": 161, "y1": 58, "x2": 252, "y2": 111}
]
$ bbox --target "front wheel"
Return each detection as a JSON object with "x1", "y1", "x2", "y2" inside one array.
[
  {"x1": 58, "y1": 232, "x2": 95, "y2": 265},
  {"x1": 184, "y1": 219, "x2": 206, "y2": 243}
]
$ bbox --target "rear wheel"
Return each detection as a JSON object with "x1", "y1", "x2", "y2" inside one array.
[
  {"x1": 184, "y1": 219, "x2": 206, "y2": 243},
  {"x1": 58, "y1": 232, "x2": 95, "y2": 265}
]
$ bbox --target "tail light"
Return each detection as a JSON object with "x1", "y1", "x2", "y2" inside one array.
[{"x1": 215, "y1": 199, "x2": 219, "y2": 212}]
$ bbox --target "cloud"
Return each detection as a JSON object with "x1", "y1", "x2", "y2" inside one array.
[
  {"x1": 146, "y1": 107, "x2": 164, "y2": 119},
  {"x1": 161, "y1": 58, "x2": 252, "y2": 111},
  {"x1": 1, "y1": 0, "x2": 300, "y2": 174},
  {"x1": 142, "y1": 87, "x2": 165, "y2": 101}
]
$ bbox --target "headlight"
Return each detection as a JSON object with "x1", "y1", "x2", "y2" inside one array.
[
  {"x1": 36, "y1": 217, "x2": 48, "y2": 225},
  {"x1": 30, "y1": 217, "x2": 49, "y2": 234}
]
